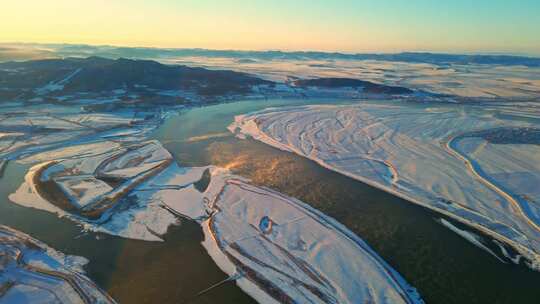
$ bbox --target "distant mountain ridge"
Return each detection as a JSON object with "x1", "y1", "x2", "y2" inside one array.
[{"x1": 2, "y1": 43, "x2": 540, "y2": 67}]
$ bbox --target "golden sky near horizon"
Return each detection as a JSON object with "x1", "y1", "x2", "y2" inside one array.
[{"x1": 1, "y1": 0, "x2": 539, "y2": 54}]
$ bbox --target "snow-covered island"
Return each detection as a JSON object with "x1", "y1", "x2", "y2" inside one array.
[{"x1": 0, "y1": 225, "x2": 115, "y2": 303}]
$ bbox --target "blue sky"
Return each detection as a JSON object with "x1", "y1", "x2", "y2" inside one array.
[{"x1": 1, "y1": 0, "x2": 539, "y2": 54}]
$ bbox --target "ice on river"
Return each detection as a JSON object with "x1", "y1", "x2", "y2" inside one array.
[{"x1": 229, "y1": 102, "x2": 540, "y2": 270}]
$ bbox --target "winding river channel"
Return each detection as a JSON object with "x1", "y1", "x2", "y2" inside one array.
[{"x1": 1, "y1": 98, "x2": 539, "y2": 303}]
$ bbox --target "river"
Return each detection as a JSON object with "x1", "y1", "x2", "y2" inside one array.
[{"x1": 1, "y1": 98, "x2": 539, "y2": 303}]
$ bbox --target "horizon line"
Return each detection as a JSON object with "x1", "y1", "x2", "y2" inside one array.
[{"x1": 3, "y1": 41, "x2": 540, "y2": 58}]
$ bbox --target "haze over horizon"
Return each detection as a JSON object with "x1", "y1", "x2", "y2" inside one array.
[{"x1": 1, "y1": 0, "x2": 539, "y2": 56}]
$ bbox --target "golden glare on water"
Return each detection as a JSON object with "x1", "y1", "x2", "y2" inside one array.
[
  {"x1": 222, "y1": 156, "x2": 249, "y2": 170},
  {"x1": 204, "y1": 140, "x2": 329, "y2": 202},
  {"x1": 186, "y1": 132, "x2": 232, "y2": 143}
]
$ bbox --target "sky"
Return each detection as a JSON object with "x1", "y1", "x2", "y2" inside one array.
[{"x1": 1, "y1": 0, "x2": 539, "y2": 55}]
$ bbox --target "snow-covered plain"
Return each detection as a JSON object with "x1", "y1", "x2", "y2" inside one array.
[
  {"x1": 172, "y1": 57, "x2": 540, "y2": 100},
  {"x1": 0, "y1": 225, "x2": 115, "y2": 303},
  {"x1": 229, "y1": 102, "x2": 540, "y2": 270},
  {"x1": 0, "y1": 109, "x2": 148, "y2": 162}
]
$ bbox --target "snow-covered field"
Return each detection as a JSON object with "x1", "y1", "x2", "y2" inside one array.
[
  {"x1": 0, "y1": 108, "x2": 150, "y2": 163},
  {"x1": 229, "y1": 101, "x2": 540, "y2": 270},
  {"x1": 173, "y1": 57, "x2": 540, "y2": 99},
  {"x1": 0, "y1": 225, "x2": 115, "y2": 303}
]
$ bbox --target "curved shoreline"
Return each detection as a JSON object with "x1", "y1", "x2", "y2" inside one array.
[
  {"x1": 445, "y1": 135, "x2": 540, "y2": 233},
  {"x1": 230, "y1": 108, "x2": 540, "y2": 271},
  {"x1": 0, "y1": 225, "x2": 117, "y2": 304},
  {"x1": 202, "y1": 176, "x2": 423, "y2": 304}
]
